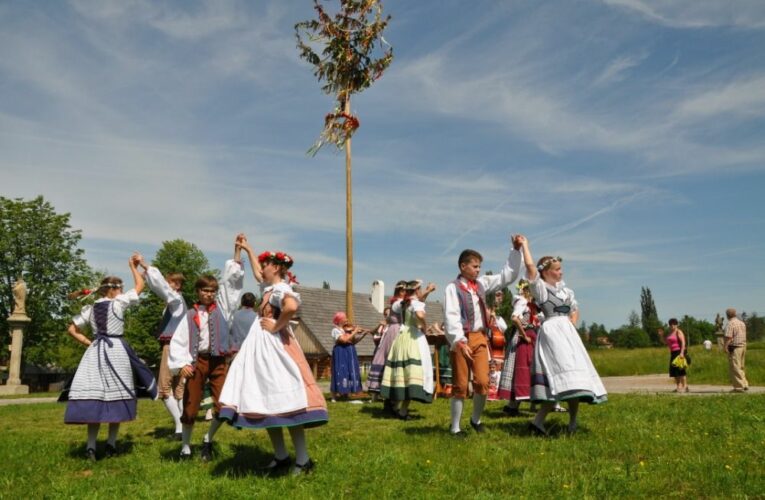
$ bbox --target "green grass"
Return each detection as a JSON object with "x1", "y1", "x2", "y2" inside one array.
[
  {"x1": 0, "y1": 391, "x2": 58, "y2": 400},
  {"x1": 589, "y1": 342, "x2": 764, "y2": 385},
  {"x1": 2, "y1": 394, "x2": 763, "y2": 498}
]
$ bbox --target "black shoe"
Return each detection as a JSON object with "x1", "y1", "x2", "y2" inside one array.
[
  {"x1": 292, "y1": 458, "x2": 315, "y2": 475},
  {"x1": 502, "y1": 406, "x2": 520, "y2": 417},
  {"x1": 105, "y1": 444, "x2": 117, "y2": 458},
  {"x1": 86, "y1": 448, "x2": 96, "y2": 462},
  {"x1": 173, "y1": 432, "x2": 183, "y2": 441},
  {"x1": 528, "y1": 422, "x2": 548, "y2": 436},
  {"x1": 200, "y1": 442, "x2": 213, "y2": 462},
  {"x1": 262, "y1": 455, "x2": 292, "y2": 471},
  {"x1": 450, "y1": 430, "x2": 467, "y2": 438},
  {"x1": 179, "y1": 450, "x2": 192, "y2": 460},
  {"x1": 397, "y1": 411, "x2": 412, "y2": 421},
  {"x1": 470, "y1": 419, "x2": 485, "y2": 433}
]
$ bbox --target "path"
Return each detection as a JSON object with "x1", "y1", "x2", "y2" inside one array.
[{"x1": 1, "y1": 375, "x2": 761, "y2": 406}]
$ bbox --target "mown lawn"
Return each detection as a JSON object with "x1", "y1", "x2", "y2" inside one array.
[
  {"x1": 1, "y1": 392, "x2": 763, "y2": 498},
  {"x1": 589, "y1": 341, "x2": 764, "y2": 385}
]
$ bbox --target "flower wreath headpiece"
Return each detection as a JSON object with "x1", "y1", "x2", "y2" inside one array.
[
  {"x1": 537, "y1": 256, "x2": 563, "y2": 272},
  {"x1": 258, "y1": 251, "x2": 298, "y2": 284},
  {"x1": 516, "y1": 279, "x2": 530, "y2": 291},
  {"x1": 257, "y1": 251, "x2": 294, "y2": 269}
]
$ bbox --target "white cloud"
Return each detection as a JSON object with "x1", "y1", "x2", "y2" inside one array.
[
  {"x1": 601, "y1": 0, "x2": 765, "y2": 29},
  {"x1": 593, "y1": 53, "x2": 648, "y2": 86}
]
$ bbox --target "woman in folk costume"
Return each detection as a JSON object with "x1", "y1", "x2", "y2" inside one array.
[
  {"x1": 367, "y1": 280, "x2": 407, "y2": 407},
  {"x1": 330, "y1": 311, "x2": 366, "y2": 402},
  {"x1": 498, "y1": 280, "x2": 538, "y2": 414},
  {"x1": 487, "y1": 289, "x2": 509, "y2": 401},
  {"x1": 219, "y1": 237, "x2": 327, "y2": 475},
  {"x1": 518, "y1": 237, "x2": 607, "y2": 435},
  {"x1": 62, "y1": 253, "x2": 157, "y2": 461},
  {"x1": 380, "y1": 280, "x2": 435, "y2": 420}
]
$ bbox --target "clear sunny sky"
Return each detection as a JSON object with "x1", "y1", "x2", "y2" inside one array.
[{"x1": 2, "y1": 0, "x2": 764, "y2": 328}]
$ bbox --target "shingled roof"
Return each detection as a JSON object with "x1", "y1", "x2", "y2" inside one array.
[{"x1": 294, "y1": 286, "x2": 445, "y2": 357}]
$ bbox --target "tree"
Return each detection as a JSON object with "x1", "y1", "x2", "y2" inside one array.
[
  {"x1": 296, "y1": 0, "x2": 393, "y2": 322},
  {"x1": 678, "y1": 315, "x2": 715, "y2": 346},
  {"x1": 322, "y1": 281, "x2": 331, "y2": 290},
  {"x1": 744, "y1": 311, "x2": 765, "y2": 342},
  {"x1": 0, "y1": 196, "x2": 94, "y2": 369},
  {"x1": 610, "y1": 325, "x2": 651, "y2": 349},
  {"x1": 640, "y1": 287, "x2": 662, "y2": 345},
  {"x1": 628, "y1": 310, "x2": 641, "y2": 328},
  {"x1": 123, "y1": 240, "x2": 216, "y2": 366}
]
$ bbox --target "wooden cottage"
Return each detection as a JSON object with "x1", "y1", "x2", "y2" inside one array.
[{"x1": 292, "y1": 286, "x2": 445, "y2": 380}]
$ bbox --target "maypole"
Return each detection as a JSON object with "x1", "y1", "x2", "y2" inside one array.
[{"x1": 296, "y1": 0, "x2": 393, "y2": 322}]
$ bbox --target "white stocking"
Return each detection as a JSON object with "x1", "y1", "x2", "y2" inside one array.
[
  {"x1": 87, "y1": 423, "x2": 99, "y2": 450},
  {"x1": 450, "y1": 398, "x2": 464, "y2": 433},
  {"x1": 288, "y1": 426, "x2": 309, "y2": 466}
]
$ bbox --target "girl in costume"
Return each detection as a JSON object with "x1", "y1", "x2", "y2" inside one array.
[
  {"x1": 498, "y1": 280, "x2": 538, "y2": 414},
  {"x1": 379, "y1": 280, "x2": 435, "y2": 420},
  {"x1": 219, "y1": 237, "x2": 328, "y2": 475},
  {"x1": 330, "y1": 311, "x2": 366, "y2": 402},
  {"x1": 367, "y1": 281, "x2": 407, "y2": 409},
  {"x1": 518, "y1": 237, "x2": 607, "y2": 435},
  {"x1": 62, "y1": 253, "x2": 157, "y2": 460}
]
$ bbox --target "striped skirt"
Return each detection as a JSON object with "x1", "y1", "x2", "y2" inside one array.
[{"x1": 380, "y1": 325, "x2": 433, "y2": 403}]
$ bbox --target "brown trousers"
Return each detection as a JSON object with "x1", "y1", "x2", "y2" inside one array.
[
  {"x1": 158, "y1": 343, "x2": 186, "y2": 400},
  {"x1": 450, "y1": 331, "x2": 490, "y2": 399},
  {"x1": 181, "y1": 355, "x2": 228, "y2": 425}
]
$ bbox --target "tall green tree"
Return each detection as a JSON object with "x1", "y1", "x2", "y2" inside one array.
[
  {"x1": 296, "y1": 0, "x2": 393, "y2": 322},
  {"x1": 0, "y1": 196, "x2": 94, "y2": 368},
  {"x1": 640, "y1": 286, "x2": 662, "y2": 345},
  {"x1": 123, "y1": 240, "x2": 216, "y2": 366}
]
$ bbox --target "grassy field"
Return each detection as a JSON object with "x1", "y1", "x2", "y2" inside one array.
[
  {"x1": 589, "y1": 342, "x2": 764, "y2": 385},
  {"x1": 2, "y1": 393, "x2": 763, "y2": 498}
]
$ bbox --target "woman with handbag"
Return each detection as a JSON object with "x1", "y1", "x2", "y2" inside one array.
[{"x1": 661, "y1": 319, "x2": 689, "y2": 393}]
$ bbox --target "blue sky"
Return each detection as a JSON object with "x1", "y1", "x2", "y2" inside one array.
[{"x1": 2, "y1": 0, "x2": 764, "y2": 329}]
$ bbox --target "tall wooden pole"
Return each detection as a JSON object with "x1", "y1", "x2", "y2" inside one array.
[{"x1": 344, "y1": 95, "x2": 354, "y2": 322}]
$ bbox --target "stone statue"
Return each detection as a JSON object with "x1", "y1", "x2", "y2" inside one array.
[
  {"x1": 714, "y1": 313, "x2": 724, "y2": 334},
  {"x1": 11, "y1": 276, "x2": 27, "y2": 316}
]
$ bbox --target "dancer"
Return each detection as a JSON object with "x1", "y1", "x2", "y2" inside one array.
[
  {"x1": 138, "y1": 258, "x2": 187, "y2": 440},
  {"x1": 518, "y1": 237, "x2": 607, "y2": 435},
  {"x1": 219, "y1": 238, "x2": 328, "y2": 475},
  {"x1": 367, "y1": 281, "x2": 407, "y2": 404},
  {"x1": 63, "y1": 253, "x2": 157, "y2": 460},
  {"x1": 168, "y1": 236, "x2": 244, "y2": 460},
  {"x1": 498, "y1": 280, "x2": 538, "y2": 414},
  {"x1": 330, "y1": 312, "x2": 367, "y2": 402},
  {"x1": 380, "y1": 280, "x2": 435, "y2": 419},
  {"x1": 444, "y1": 237, "x2": 524, "y2": 436}
]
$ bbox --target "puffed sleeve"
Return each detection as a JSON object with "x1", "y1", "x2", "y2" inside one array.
[
  {"x1": 72, "y1": 305, "x2": 93, "y2": 329},
  {"x1": 331, "y1": 327, "x2": 344, "y2": 341},
  {"x1": 269, "y1": 283, "x2": 302, "y2": 308},
  {"x1": 566, "y1": 287, "x2": 579, "y2": 312},
  {"x1": 528, "y1": 275, "x2": 548, "y2": 304},
  {"x1": 444, "y1": 282, "x2": 465, "y2": 350},
  {"x1": 146, "y1": 266, "x2": 184, "y2": 308},
  {"x1": 391, "y1": 299, "x2": 403, "y2": 314},
  {"x1": 511, "y1": 296, "x2": 528, "y2": 319},
  {"x1": 410, "y1": 299, "x2": 426, "y2": 313},
  {"x1": 217, "y1": 259, "x2": 244, "y2": 323},
  {"x1": 112, "y1": 289, "x2": 140, "y2": 316}
]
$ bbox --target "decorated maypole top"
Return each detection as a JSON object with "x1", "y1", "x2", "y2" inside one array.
[{"x1": 295, "y1": 0, "x2": 393, "y2": 321}]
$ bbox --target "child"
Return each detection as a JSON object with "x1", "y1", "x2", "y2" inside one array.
[
  {"x1": 444, "y1": 237, "x2": 523, "y2": 436},
  {"x1": 168, "y1": 236, "x2": 244, "y2": 460},
  {"x1": 498, "y1": 279, "x2": 538, "y2": 414},
  {"x1": 330, "y1": 312, "x2": 365, "y2": 402},
  {"x1": 139, "y1": 257, "x2": 187, "y2": 440},
  {"x1": 380, "y1": 280, "x2": 435, "y2": 420},
  {"x1": 63, "y1": 253, "x2": 157, "y2": 460},
  {"x1": 367, "y1": 281, "x2": 407, "y2": 401},
  {"x1": 219, "y1": 237, "x2": 328, "y2": 475},
  {"x1": 518, "y1": 236, "x2": 607, "y2": 435}
]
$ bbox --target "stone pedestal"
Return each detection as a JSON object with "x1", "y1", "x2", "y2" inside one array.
[{"x1": 0, "y1": 314, "x2": 30, "y2": 395}]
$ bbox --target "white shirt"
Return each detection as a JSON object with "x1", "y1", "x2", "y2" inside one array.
[
  {"x1": 331, "y1": 327, "x2": 344, "y2": 342},
  {"x1": 145, "y1": 266, "x2": 187, "y2": 336},
  {"x1": 443, "y1": 247, "x2": 523, "y2": 349}
]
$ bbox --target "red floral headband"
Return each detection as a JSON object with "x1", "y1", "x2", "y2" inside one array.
[{"x1": 257, "y1": 251, "x2": 294, "y2": 269}]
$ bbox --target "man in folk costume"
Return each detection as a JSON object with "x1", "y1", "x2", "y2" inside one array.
[
  {"x1": 444, "y1": 235, "x2": 524, "y2": 436},
  {"x1": 169, "y1": 236, "x2": 244, "y2": 460}
]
